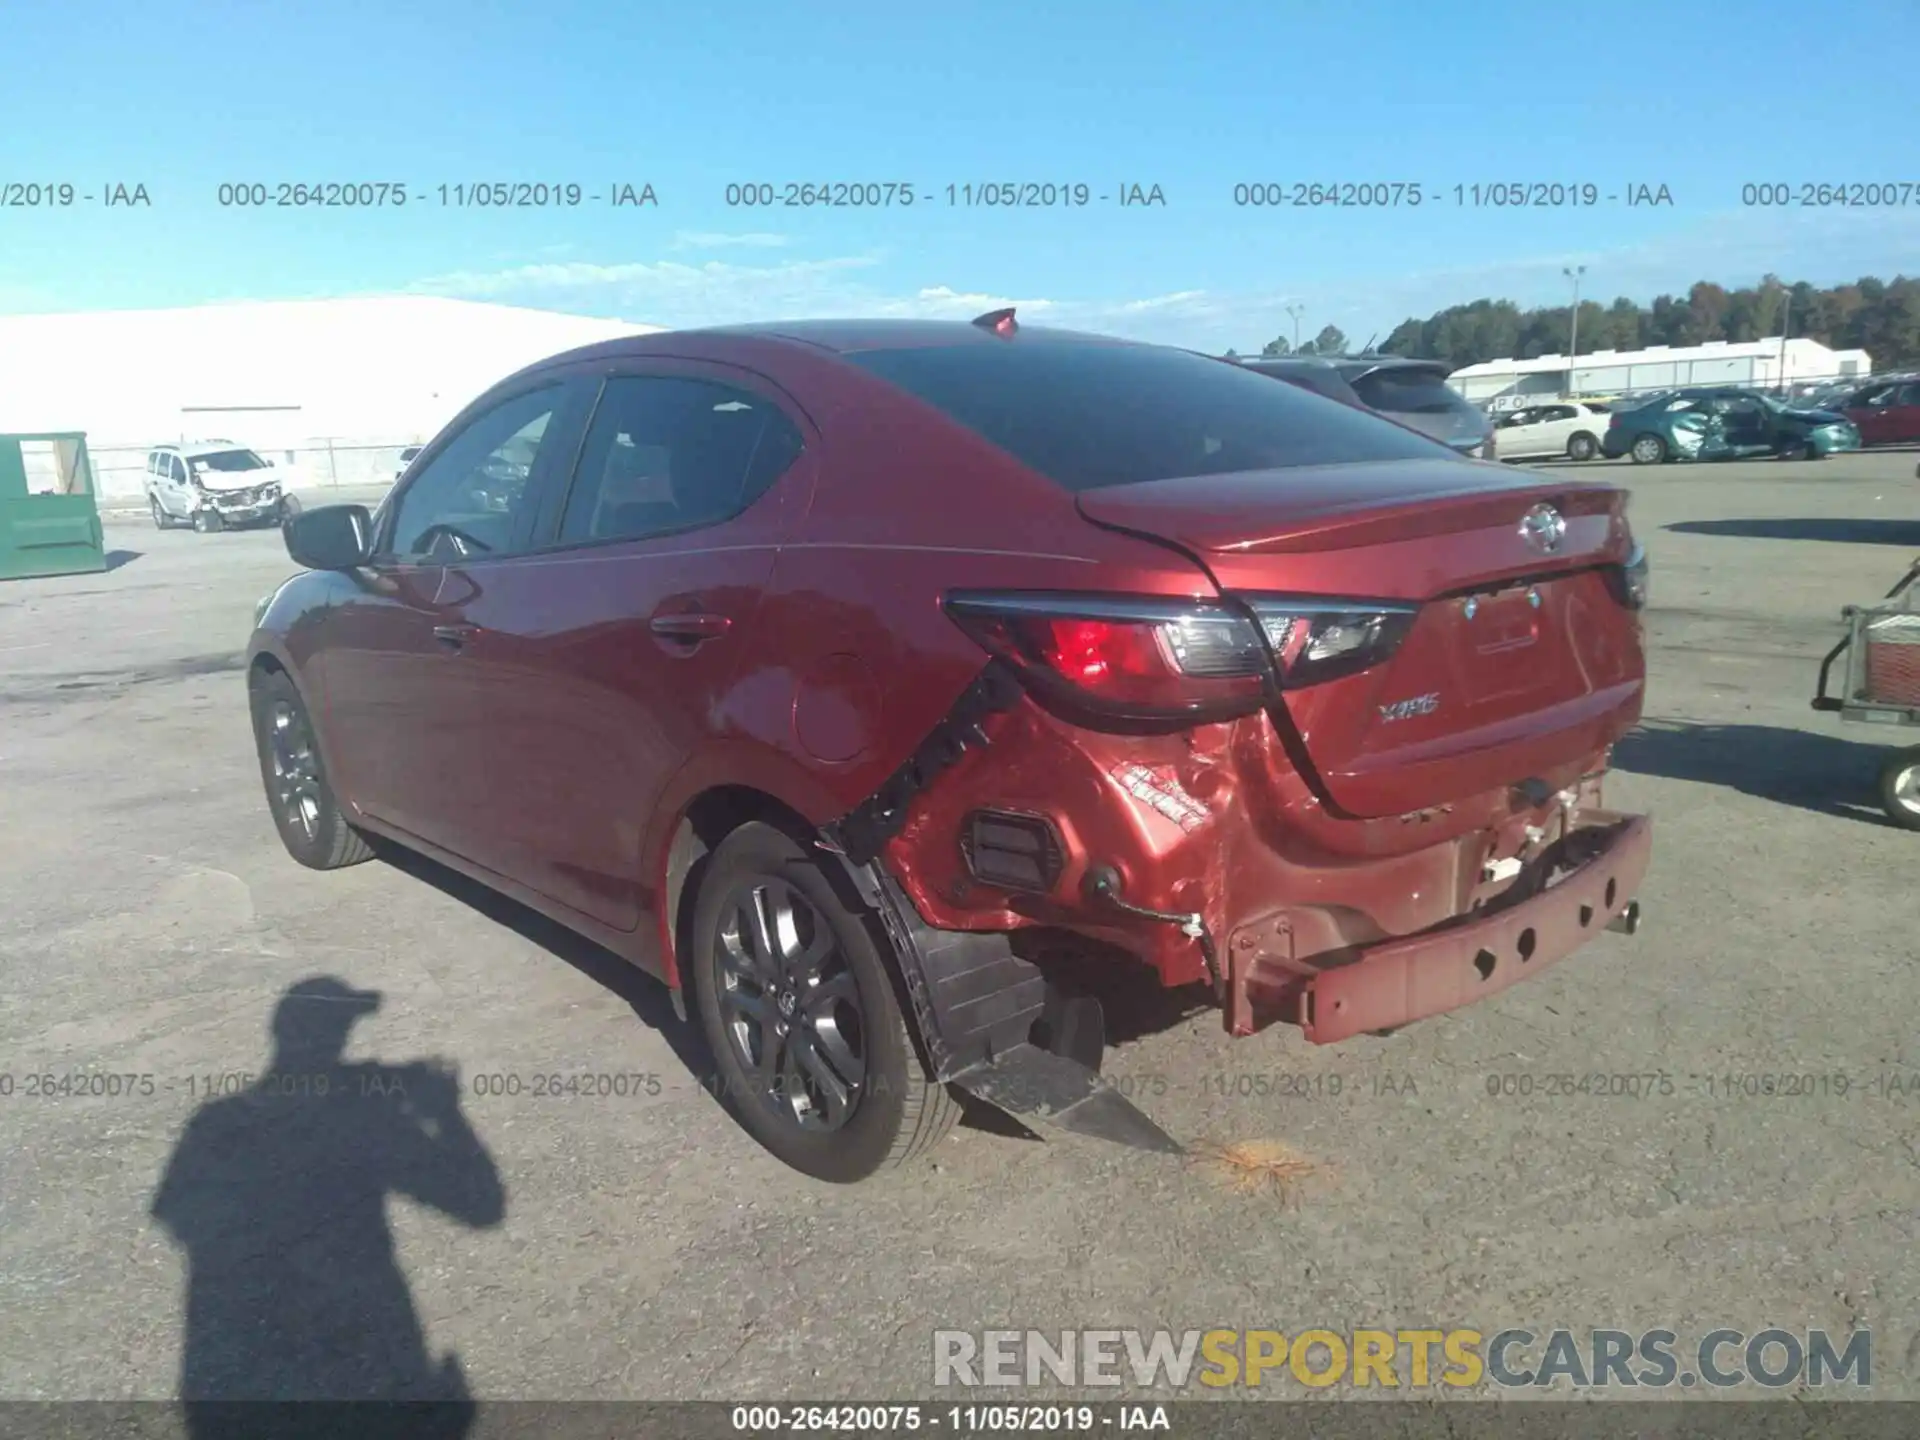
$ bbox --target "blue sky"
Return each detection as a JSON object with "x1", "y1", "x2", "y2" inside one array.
[{"x1": 3, "y1": 0, "x2": 1917, "y2": 351}]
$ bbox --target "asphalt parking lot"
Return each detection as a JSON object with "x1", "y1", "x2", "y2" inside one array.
[{"x1": 4, "y1": 453, "x2": 1920, "y2": 1404}]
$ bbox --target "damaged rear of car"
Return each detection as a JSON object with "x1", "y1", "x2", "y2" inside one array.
[{"x1": 795, "y1": 324, "x2": 1652, "y2": 1168}]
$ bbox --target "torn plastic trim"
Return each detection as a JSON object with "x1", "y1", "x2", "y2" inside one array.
[
  {"x1": 820, "y1": 659, "x2": 1025, "y2": 868},
  {"x1": 818, "y1": 847, "x2": 1184, "y2": 1156}
]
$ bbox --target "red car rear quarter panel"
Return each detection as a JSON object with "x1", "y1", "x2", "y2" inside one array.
[
  {"x1": 639, "y1": 369, "x2": 1224, "y2": 933},
  {"x1": 734, "y1": 402, "x2": 1221, "y2": 810}
]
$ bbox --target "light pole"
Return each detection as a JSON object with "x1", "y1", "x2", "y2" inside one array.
[
  {"x1": 1563, "y1": 265, "x2": 1585, "y2": 396},
  {"x1": 1284, "y1": 302, "x2": 1304, "y2": 352},
  {"x1": 1777, "y1": 282, "x2": 1793, "y2": 395}
]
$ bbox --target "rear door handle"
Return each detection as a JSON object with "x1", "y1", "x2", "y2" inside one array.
[
  {"x1": 649, "y1": 612, "x2": 731, "y2": 642},
  {"x1": 433, "y1": 624, "x2": 477, "y2": 651}
]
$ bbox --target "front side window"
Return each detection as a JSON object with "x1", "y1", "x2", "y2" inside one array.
[
  {"x1": 557, "y1": 376, "x2": 804, "y2": 544},
  {"x1": 167, "y1": 455, "x2": 189, "y2": 482},
  {"x1": 386, "y1": 387, "x2": 562, "y2": 561}
]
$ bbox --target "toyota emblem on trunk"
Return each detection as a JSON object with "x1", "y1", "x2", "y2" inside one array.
[{"x1": 1519, "y1": 503, "x2": 1567, "y2": 554}]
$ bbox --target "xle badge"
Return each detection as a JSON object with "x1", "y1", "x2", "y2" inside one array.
[{"x1": 1379, "y1": 693, "x2": 1440, "y2": 722}]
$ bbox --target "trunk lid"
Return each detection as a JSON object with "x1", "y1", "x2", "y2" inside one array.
[{"x1": 1076, "y1": 459, "x2": 1645, "y2": 817}]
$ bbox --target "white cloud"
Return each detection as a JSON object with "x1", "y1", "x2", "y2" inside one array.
[
  {"x1": 401, "y1": 207, "x2": 1920, "y2": 353},
  {"x1": 671, "y1": 231, "x2": 791, "y2": 250}
]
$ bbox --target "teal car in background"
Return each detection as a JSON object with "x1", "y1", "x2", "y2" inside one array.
[{"x1": 1600, "y1": 387, "x2": 1861, "y2": 464}]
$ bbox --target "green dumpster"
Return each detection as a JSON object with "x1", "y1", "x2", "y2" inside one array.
[{"x1": 0, "y1": 432, "x2": 106, "y2": 580}]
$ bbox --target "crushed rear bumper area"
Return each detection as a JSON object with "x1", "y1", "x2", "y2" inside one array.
[{"x1": 1231, "y1": 812, "x2": 1652, "y2": 1043}]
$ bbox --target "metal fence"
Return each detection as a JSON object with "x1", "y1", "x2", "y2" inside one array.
[{"x1": 88, "y1": 438, "x2": 423, "y2": 500}]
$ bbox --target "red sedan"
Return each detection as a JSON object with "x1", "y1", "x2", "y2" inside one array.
[
  {"x1": 1840, "y1": 375, "x2": 1920, "y2": 447},
  {"x1": 249, "y1": 311, "x2": 1652, "y2": 1181}
]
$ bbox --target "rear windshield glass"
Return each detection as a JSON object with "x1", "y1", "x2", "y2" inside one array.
[
  {"x1": 844, "y1": 341, "x2": 1451, "y2": 492},
  {"x1": 190, "y1": 449, "x2": 270, "y2": 472},
  {"x1": 1346, "y1": 368, "x2": 1480, "y2": 419}
]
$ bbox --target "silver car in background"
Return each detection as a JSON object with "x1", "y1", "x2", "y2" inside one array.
[{"x1": 1233, "y1": 354, "x2": 1498, "y2": 459}]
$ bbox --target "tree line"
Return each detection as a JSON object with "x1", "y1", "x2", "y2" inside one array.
[{"x1": 1233, "y1": 275, "x2": 1920, "y2": 372}]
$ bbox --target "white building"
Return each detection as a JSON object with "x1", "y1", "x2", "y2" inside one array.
[
  {"x1": 0, "y1": 296, "x2": 663, "y2": 498},
  {"x1": 1449, "y1": 338, "x2": 1873, "y2": 409}
]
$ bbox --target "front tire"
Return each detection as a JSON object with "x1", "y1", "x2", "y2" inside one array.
[
  {"x1": 690, "y1": 822, "x2": 960, "y2": 1182},
  {"x1": 1879, "y1": 747, "x2": 1920, "y2": 831},
  {"x1": 1629, "y1": 434, "x2": 1667, "y2": 465},
  {"x1": 249, "y1": 668, "x2": 375, "y2": 869},
  {"x1": 1567, "y1": 433, "x2": 1598, "y2": 462},
  {"x1": 192, "y1": 509, "x2": 225, "y2": 533}
]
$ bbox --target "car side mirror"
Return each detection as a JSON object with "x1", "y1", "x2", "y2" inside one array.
[{"x1": 285, "y1": 503, "x2": 374, "y2": 571}]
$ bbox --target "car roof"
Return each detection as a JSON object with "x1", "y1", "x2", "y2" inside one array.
[
  {"x1": 525, "y1": 318, "x2": 1146, "y2": 370},
  {"x1": 156, "y1": 440, "x2": 258, "y2": 456}
]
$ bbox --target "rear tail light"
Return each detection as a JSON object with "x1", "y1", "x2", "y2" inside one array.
[
  {"x1": 946, "y1": 591, "x2": 1420, "y2": 725},
  {"x1": 944, "y1": 592, "x2": 1268, "y2": 724},
  {"x1": 1606, "y1": 540, "x2": 1650, "y2": 610},
  {"x1": 1246, "y1": 598, "x2": 1419, "y2": 687}
]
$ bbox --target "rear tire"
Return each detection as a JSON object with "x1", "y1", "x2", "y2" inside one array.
[
  {"x1": 1629, "y1": 434, "x2": 1667, "y2": 465},
  {"x1": 1879, "y1": 747, "x2": 1920, "y2": 831},
  {"x1": 690, "y1": 822, "x2": 960, "y2": 1182},
  {"x1": 150, "y1": 495, "x2": 172, "y2": 530},
  {"x1": 249, "y1": 668, "x2": 375, "y2": 869},
  {"x1": 1779, "y1": 438, "x2": 1816, "y2": 461},
  {"x1": 1567, "y1": 433, "x2": 1598, "y2": 462}
]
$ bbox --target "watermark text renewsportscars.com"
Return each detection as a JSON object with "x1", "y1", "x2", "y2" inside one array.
[{"x1": 933, "y1": 1328, "x2": 1871, "y2": 1391}]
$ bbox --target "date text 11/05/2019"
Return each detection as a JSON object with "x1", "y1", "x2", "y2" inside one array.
[
  {"x1": 722, "y1": 182, "x2": 1167, "y2": 208},
  {"x1": 730, "y1": 1406, "x2": 1168, "y2": 1433},
  {"x1": 212, "y1": 183, "x2": 659, "y2": 209},
  {"x1": 1231, "y1": 181, "x2": 1674, "y2": 208}
]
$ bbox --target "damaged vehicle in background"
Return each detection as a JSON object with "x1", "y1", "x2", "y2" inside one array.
[
  {"x1": 247, "y1": 311, "x2": 1652, "y2": 1183},
  {"x1": 145, "y1": 442, "x2": 290, "y2": 532},
  {"x1": 1600, "y1": 387, "x2": 1861, "y2": 464}
]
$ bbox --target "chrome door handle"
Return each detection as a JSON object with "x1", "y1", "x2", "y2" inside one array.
[
  {"x1": 433, "y1": 624, "x2": 476, "y2": 650},
  {"x1": 649, "y1": 612, "x2": 731, "y2": 641}
]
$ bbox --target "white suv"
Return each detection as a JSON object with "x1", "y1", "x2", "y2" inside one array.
[
  {"x1": 144, "y1": 442, "x2": 288, "y2": 532},
  {"x1": 1492, "y1": 401, "x2": 1613, "y2": 462}
]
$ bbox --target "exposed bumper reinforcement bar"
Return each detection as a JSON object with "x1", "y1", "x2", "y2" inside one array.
[{"x1": 1281, "y1": 813, "x2": 1653, "y2": 1045}]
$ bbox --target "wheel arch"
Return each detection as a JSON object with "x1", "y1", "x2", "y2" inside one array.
[
  {"x1": 657, "y1": 782, "x2": 834, "y2": 998},
  {"x1": 246, "y1": 642, "x2": 359, "y2": 820}
]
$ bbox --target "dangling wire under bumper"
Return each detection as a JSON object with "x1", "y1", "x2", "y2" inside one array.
[{"x1": 1082, "y1": 863, "x2": 1223, "y2": 999}]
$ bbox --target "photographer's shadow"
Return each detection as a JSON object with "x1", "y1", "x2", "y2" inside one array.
[{"x1": 149, "y1": 977, "x2": 505, "y2": 1440}]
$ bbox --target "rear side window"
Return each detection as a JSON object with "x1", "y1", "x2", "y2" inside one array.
[
  {"x1": 557, "y1": 377, "x2": 804, "y2": 543},
  {"x1": 1348, "y1": 368, "x2": 1482, "y2": 420},
  {"x1": 845, "y1": 341, "x2": 1446, "y2": 492}
]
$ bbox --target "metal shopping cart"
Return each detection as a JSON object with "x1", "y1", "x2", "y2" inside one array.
[{"x1": 1812, "y1": 554, "x2": 1920, "y2": 829}]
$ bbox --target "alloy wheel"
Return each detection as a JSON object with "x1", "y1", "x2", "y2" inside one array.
[
  {"x1": 1893, "y1": 763, "x2": 1920, "y2": 817},
  {"x1": 714, "y1": 876, "x2": 867, "y2": 1133},
  {"x1": 265, "y1": 699, "x2": 324, "y2": 842},
  {"x1": 1631, "y1": 435, "x2": 1663, "y2": 464}
]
